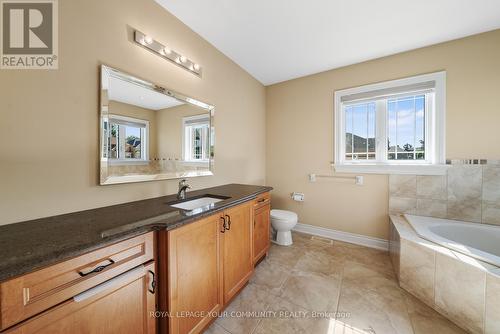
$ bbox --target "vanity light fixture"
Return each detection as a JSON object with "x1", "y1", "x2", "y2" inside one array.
[{"x1": 134, "y1": 29, "x2": 202, "y2": 77}]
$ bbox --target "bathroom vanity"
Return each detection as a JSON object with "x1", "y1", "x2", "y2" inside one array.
[{"x1": 0, "y1": 184, "x2": 271, "y2": 334}]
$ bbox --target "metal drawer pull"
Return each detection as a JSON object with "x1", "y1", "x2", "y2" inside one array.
[
  {"x1": 78, "y1": 259, "x2": 115, "y2": 277},
  {"x1": 224, "y1": 215, "x2": 231, "y2": 230},
  {"x1": 148, "y1": 270, "x2": 156, "y2": 294},
  {"x1": 73, "y1": 265, "x2": 144, "y2": 302},
  {"x1": 220, "y1": 216, "x2": 226, "y2": 233}
]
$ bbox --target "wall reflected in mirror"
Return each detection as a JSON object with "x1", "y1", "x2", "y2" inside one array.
[{"x1": 100, "y1": 65, "x2": 214, "y2": 185}]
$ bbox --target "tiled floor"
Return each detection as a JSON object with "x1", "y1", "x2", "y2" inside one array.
[{"x1": 205, "y1": 232, "x2": 467, "y2": 334}]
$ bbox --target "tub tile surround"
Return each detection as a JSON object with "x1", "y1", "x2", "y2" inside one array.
[
  {"x1": 485, "y1": 271, "x2": 500, "y2": 333},
  {"x1": 416, "y1": 175, "x2": 447, "y2": 200},
  {"x1": 389, "y1": 162, "x2": 500, "y2": 225},
  {"x1": 207, "y1": 231, "x2": 466, "y2": 334},
  {"x1": 390, "y1": 215, "x2": 500, "y2": 334},
  {"x1": 434, "y1": 253, "x2": 486, "y2": 334},
  {"x1": 390, "y1": 175, "x2": 417, "y2": 197},
  {"x1": 482, "y1": 165, "x2": 500, "y2": 225},
  {"x1": 399, "y1": 239, "x2": 436, "y2": 307}
]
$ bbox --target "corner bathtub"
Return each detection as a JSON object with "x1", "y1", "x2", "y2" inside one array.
[{"x1": 405, "y1": 214, "x2": 500, "y2": 267}]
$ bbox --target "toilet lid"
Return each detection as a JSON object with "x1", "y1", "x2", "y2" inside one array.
[{"x1": 270, "y1": 209, "x2": 298, "y2": 221}]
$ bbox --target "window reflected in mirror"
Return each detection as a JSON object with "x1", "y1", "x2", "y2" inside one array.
[
  {"x1": 104, "y1": 115, "x2": 149, "y2": 162},
  {"x1": 182, "y1": 114, "x2": 211, "y2": 162}
]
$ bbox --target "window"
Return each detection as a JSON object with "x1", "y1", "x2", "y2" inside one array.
[
  {"x1": 334, "y1": 72, "x2": 446, "y2": 175},
  {"x1": 182, "y1": 114, "x2": 211, "y2": 162},
  {"x1": 104, "y1": 115, "x2": 149, "y2": 164}
]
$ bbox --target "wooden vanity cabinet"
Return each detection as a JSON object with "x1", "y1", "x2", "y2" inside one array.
[
  {"x1": 221, "y1": 202, "x2": 254, "y2": 303},
  {"x1": 0, "y1": 233, "x2": 156, "y2": 333},
  {"x1": 253, "y1": 192, "x2": 271, "y2": 264},
  {"x1": 161, "y1": 201, "x2": 254, "y2": 334},
  {"x1": 4, "y1": 262, "x2": 157, "y2": 334},
  {"x1": 161, "y1": 214, "x2": 223, "y2": 334}
]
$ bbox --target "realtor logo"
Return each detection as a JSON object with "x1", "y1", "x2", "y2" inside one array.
[{"x1": 1, "y1": 0, "x2": 58, "y2": 69}]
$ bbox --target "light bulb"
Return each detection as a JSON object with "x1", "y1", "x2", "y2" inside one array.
[
  {"x1": 179, "y1": 55, "x2": 187, "y2": 63},
  {"x1": 163, "y1": 47, "x2": 171, "y2": 55},
  {"x1": 193, "y1": 63, "x2": 200, "y2": 71},
  {"x1": 144, "y1": 35, "x2": 153, "y2": 44},
  {"x1": 175, "y1": 57, "x2": 181, "y2": 64}
]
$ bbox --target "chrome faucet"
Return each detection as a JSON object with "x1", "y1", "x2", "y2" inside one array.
[{"x1": 177, "y1": 179, "x2": 191, "y2": 200}]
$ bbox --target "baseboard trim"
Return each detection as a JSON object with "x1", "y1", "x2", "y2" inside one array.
[{"x1": 293, "y1": 223, "x2": 389, "y2": 251}]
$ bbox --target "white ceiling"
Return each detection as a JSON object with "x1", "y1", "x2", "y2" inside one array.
[
  {"x1": 108, "y1": 76, "x2": 184, "y2": 110},
  {"x1": 156, "y1": 0, "x2": 500, "y2": 85}
]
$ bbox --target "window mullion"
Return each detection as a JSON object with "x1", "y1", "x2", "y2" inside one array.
[
  {"x1": 118, "y1": 126, "x2": 125, "y2": 159},
  {"x1": 426, "y1": 93, "x2": 433, "y2": 164},
  {"x1": 375, "y1": 100, "x2": 387, "y2": 163}
]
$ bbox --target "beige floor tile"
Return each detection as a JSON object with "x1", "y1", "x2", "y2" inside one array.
[
  {"x1": 204, "y1": 322, "x2": 231, "y2": 334},
  {"x1": 280, "y1": 270, "x2": 342, "y2": 312},
  {"x1": 403, "y1": 292, "x2": 467, "y2": 334},
  {"x1": 267, "y1": 243, "x2": 305, "y2": 269},
  {"x1": 249, "y1": 258, "x2": 292, "y2": 296},
  {"x1": 335, "y1": 242, "x2": 395, "y2": 279},
  {"x1": 253, "y1": 296, "x2": 332, "y2": 334},
  {"x1": 215, "y1": 283, "x2": 273, "y2": 334},
  {"x1": 342, "y1": 260, "x2": 398, "y2": 287},
  {"x1": 208, "y1": 232, "x2": 472, "y2": 334},
  {"x1": 336, "y1": 284, "x2": 414, "y2": 334},
  {"x1": 293, "y1": 249, "x2": 344, "y2": 277},
  {"x1": 291, "y1": 232, "x2": 336, "y2": 252},
  {"x1": 338, "y1": 263, "x2": 414, "y2": 334}
]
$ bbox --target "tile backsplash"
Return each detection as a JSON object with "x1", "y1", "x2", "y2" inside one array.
[{"x1": 389, "y1": 161, "x2": 500, "y2": 225}]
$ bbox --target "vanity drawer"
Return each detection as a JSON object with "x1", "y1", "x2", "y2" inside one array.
[
  {"x1": 254, "y1": 192, "x2": 270, "y2": 208},
  {"x1": 0, "y1": 232, "x2": 154, "y2": 330}
]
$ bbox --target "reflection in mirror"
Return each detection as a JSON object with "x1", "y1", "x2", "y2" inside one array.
[{"x1": 100, "y1": 65, "x2": 214, "y2": 185}]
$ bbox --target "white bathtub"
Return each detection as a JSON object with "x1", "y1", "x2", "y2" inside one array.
[{"x1": 405, "y1": 214, "x2": 500, "y2": 267}]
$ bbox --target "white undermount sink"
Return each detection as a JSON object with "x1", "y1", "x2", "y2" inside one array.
[{"x1": 170, "y1": 197, "x2": 224, "y2": 211}]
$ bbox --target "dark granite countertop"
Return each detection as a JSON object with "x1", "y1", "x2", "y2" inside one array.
[{"x1": 0, "y1": 183, "x2": 272, "y2": 282}]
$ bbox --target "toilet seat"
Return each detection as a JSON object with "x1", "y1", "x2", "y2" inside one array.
[{"x1": 270, "y1": 209, "x2": 298, "y2": 222}]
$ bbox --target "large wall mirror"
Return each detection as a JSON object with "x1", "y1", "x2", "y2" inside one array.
[{"x1": 100, "y1": 65, "x2": 214, "y2": 185}]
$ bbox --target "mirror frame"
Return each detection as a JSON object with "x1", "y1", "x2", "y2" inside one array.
[{"x1": 99, "y1": 64, "x2": 215, "y2": 185}]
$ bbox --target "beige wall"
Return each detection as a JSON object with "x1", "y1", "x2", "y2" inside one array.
[
  {"x1": 266, "y1": 29, "x2": 500, "y2": 240},
  {"x1": 156, "y1": 104, "x2": 206, "y2": 159},
  {"x1": 0, "y1": 0, "x2": 266, "y2": 225}
]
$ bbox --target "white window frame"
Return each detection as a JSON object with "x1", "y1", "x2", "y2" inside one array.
[
  {"x1": 107, "y1": 114, "x2": 149, "y2": 165},
  {"x1": 182, "y1": 114, "x2": 210, "y2": 163},
  {"x1": 334, "y1": 72, "x2": 447, "y2": 175}
]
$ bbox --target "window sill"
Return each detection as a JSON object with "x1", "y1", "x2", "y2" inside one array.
[
  {"x1": 108, "y1": 160, "x2": 150, "y2": 166},
  {"x1": 333, "y1": 163, "x2": 449, "y2": 175},
  {"x1": 181, "y1": 160, "x2": 210, "y2": 167}
]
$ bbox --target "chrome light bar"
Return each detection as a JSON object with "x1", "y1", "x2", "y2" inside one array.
[{"x1": 133, "y1": 30, "x2": 202, "y2": 77}]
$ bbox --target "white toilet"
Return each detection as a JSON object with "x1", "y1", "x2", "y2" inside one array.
[{"x1": 270, "y1": 209, "x2": 298, "y2": 246}]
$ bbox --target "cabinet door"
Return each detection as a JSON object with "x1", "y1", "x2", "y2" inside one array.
[
  {"x1": 253, "y1": 203, "x2": 270, "y2": 264},
  {"x1": 221, "y1": 203, "x2": 253, "y2": 303},
  {"x1": 166, "y1": 214, "x2": 223, "y2": 334},
  {"x1": 5, "y1": 262, "x2": 156, "y2": 334}
]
